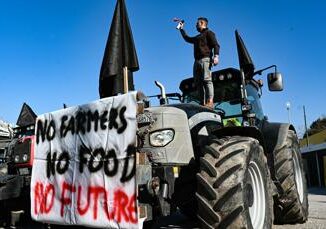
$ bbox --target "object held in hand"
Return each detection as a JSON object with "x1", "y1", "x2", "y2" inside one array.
[
  {"x1": 176, "y1": 21, "x2": 184, "y2": 30},
  {"x1": 173, "y1": 17, "x2": 184, "y2": 30}
]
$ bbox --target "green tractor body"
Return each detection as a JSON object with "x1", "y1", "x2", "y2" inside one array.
[{"x1": 137, "y1": 31, "x2": 308, "y2": 228}]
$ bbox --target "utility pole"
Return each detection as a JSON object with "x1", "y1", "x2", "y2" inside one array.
[{"x1": 303, "y1": 105, "x2": 309, "y2": 147}]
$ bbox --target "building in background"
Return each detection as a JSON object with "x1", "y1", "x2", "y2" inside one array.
[{"x1": 300, "y1": 129, "x2": 326, "y2": 187}]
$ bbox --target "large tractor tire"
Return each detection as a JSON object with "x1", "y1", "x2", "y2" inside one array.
[
  {"x1": 273, "y1": 130, "x2": 308, "y2": 224},
  {"x1": 196, "y1": 136, "x2": 273, "y2": 229}
]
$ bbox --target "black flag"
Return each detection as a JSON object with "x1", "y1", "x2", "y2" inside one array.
[
  {"x1": 99, "y1": 0, "x2": 139, "y2": 98},
  {"x1": 16, "y1": 103, "x2": 37, "y2": 127},
  {"x1": 235, "y1": 30, "x2": 255, "y2": 78}
]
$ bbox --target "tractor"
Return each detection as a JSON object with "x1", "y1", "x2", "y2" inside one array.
[
  {"x1": 0, "y1": 31, "x2": 308, "y2": 229},
  {"x1": 136, "y1": 30, "x2": 308, "y2": 228},
  {"x1": 0, "y1": 104, "x2": 38, "y2": 227}
]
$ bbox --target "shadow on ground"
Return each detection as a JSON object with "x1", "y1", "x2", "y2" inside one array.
[{"x1": 308, "y1": 187, "x2": 326, "y2": 195}]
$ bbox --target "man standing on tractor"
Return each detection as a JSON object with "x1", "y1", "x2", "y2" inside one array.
[{"x1": 177, "y1": 17, "x2": 220, "y2": 109}]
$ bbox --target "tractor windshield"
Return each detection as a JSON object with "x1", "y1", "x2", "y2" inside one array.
[
  {"x1": 183, "y1": 80, "x2": 242, "y2": 117},
  {"x1": 180, "y1": 68, "x2": 244, "y2": 118}
]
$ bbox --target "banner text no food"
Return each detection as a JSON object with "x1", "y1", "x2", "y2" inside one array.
[{"x1": 31, "y1": 92, "x2": 138, "y2": 228}]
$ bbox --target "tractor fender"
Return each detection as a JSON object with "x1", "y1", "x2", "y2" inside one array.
[
  {"x1": 212, "y1": 126, "x2": 266, "y2": 151},
  {"x1": 261, "y1": 121, "x2": 296, "y2": 155},
  {"x1": 261, "y1": 121, "x2": 296, "y2": 192}
]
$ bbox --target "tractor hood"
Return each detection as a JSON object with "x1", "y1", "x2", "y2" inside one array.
[
  {"x1": 139, "y1": 104, "x2": 221, "y2": 164},
  {"x1": 166, "y1": 103, "x2": 222, "y2": 130}
]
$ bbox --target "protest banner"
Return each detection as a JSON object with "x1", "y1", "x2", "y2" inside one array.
[{"x1": 31, "y1": 92, "x2": 138, "y2": 228}]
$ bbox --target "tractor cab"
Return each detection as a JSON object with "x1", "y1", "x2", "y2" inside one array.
[{"x1": 180, "y1": 67, "x2": 265, "y2": 128}]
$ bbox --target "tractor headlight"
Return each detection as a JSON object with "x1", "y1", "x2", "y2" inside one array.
[
  {"x1": 14, "y1": 155, "x2": 20, "y2": 163},
  {"x1": 150, "y1": 129, "x2": 174, "y2": 147},
  {"x1": 23, "y1": 154, "x2": 28, "y2": 162}
]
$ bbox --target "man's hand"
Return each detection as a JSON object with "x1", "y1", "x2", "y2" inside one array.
[{"x1": 213, "y1": 55, "x2": 219, "y2": 66}]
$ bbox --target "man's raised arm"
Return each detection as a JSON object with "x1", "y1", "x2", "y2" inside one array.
[{"x1": 180, "y1": 28, "x2": 195, "y2": 44}]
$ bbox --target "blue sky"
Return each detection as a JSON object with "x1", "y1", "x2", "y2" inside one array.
[{"x1": 0, "y1": 0, "x2": 325, "y2": 137}]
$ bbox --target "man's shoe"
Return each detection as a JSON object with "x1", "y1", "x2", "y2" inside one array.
[{"x1": 205, "y1": 101, "x2": 214, "y2": 109}]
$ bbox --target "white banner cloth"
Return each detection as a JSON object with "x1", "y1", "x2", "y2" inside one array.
[{"x1": 31, "y1": 92, "x2": 138, "y2": 228}]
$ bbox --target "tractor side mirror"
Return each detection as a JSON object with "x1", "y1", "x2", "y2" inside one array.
[{"x1": 267, "y1": 72, "x2": 283, "y2": 91}]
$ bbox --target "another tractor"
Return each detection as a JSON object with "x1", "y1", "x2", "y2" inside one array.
[
  {"x1": 136, "y1": 30, "x2": 308, "y2": 228},
  {"x1": 0, "y1": 103, "x2": 37, "y2": 227}
]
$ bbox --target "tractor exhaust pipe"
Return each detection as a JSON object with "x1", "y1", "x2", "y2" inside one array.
[{"x1": 155, "y1": 81, "x2": 168, "y2": 105}]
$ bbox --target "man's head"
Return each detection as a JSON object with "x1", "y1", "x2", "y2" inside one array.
[{"x1": 196, "y1": 17, "x2": 208, "y2": 32}]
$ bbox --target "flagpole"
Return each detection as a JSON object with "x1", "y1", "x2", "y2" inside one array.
[{"x1": 123, "y1": 66, "x2": 128, "y2": 93}]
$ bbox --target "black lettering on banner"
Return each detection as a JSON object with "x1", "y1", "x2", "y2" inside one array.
[
  {"x1": 76, "y1": 111, "x2": 86, "y2": 134},
  {"x1": 117, "y1": 106, "x2": 127, "y2": 134},
  {"x1": 79, "y1": 145, "x2": 90, "y2": 173},
  {"x1": 46, "y1": 120, "x2": 56, "y2": 141},
  {"x1": 46, "y1": 152, "x2": 57, "y2": 178},
  {"x1": 60, "y1": 115, "x2": 68, "y2": 137},
  {"x1": 56, "y1": 151, "x2": 70, "y2": 174},
  {"x1": 108, "y1": 108, "x2": 119, "y2": 130},
  {"x1": 46, "y1": 151, "x2": 70, "y2": 177},
  {"x1": 37, "y1": 104, "x2": 129, "y2": 143},
  {"x1": 63, "y1": 116, "x2": 75, "y2": 137},
  {"x1": 87, "y1": 110, "x2": 99, "y2": 132},
  {"x1": 120, "y1": 145, "x2": 136, "y2": 183},
  {"x1": 88, "y1": 148, "x2": 105, "y2": 173},
  {"x1": 104, "y1": 149, "x2": 118, "y2": 176},
  {"x1": 100, "y1": 110, "x2": 108, "y2": 130},
  {"x1": 36, "y1": 119, "x2": 47, "y2": 144}
]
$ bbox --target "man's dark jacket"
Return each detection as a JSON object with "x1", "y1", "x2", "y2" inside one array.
[{"x1": 180, "y1": 28, "x2": 220, "y2": 60}]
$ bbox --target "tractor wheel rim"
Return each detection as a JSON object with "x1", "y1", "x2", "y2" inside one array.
[
  {"x1": 293, "y1": 149, "x2": 304, "y2": 203},
  {"x1": 248, "y1": 161, "x2": 266, "y2": 229}
]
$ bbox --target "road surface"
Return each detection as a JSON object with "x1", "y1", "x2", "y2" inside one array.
[
  {"x1": 1, "y1": 188, "x2": 326, "y2": 228},
  {"x1": 145, "y1": 188, "x2": 326, "y2": 229},
  {"x1": 273, "y1": 188, "x2": 326, "y2": 229}
]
